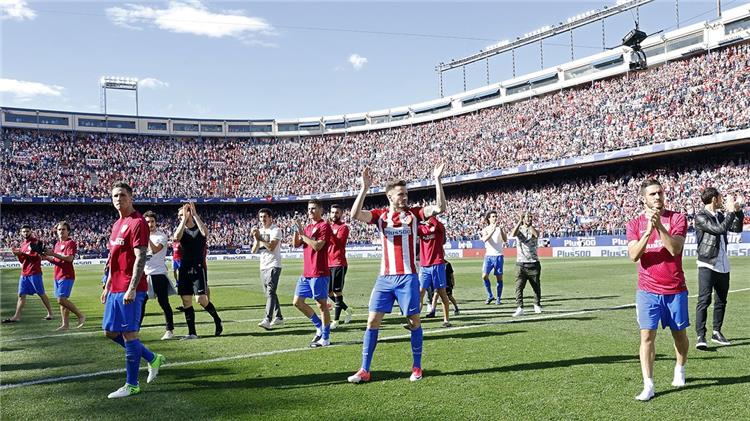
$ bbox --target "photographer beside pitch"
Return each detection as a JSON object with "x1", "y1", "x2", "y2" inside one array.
[
  {"x1": 3, "y1": 225, "x2": 54, "y2": 323},
  {"x1": 693, "y1": 188, "x2": 744, "y2": 350},
  {"x1": 626, "y1": 179, "x2": 689, "y2": 402}
]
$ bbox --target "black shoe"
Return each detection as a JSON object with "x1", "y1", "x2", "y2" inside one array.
[
  {"x1": 175, "y1": 306, "x2": 185, "y2": 312},
  {"x1": 484, "y1": 297, "x2": 494, "y2": 305},
  {"x1": 214, "y1": 321, "x2": 223, "y2": 336},
  {"x1": 711, "y1": 331, "x2": 731, "y2": 346},
  {"x1": 424, "y1": 312, "x2": 436, "y2": 318},
  {"x1": 310, "y1": 333, "x2": 322, "y2": 344},
  {"x1": 454, "y1": 308, "x2": 460, "y2": 315},
  {"x1": 402, "y1": 323, "x2": 416, "y2": 332},
  {"x1": 696, "y1": 335, "x2": 708, "y2": 350}
]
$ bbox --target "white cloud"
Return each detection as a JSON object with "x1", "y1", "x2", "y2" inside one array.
[
  {"x1": 138, "y1": 78, "x2": 169, "y2": 89},
  {"x1": 0, "y1": 0, "x2": 36, "y2": 20},
  {"x1": 105, "y1": 1, "x2": 274, "y2": 42},
  {"x1": 0, "y1": 78, "x2": 63, "y2": 99},
  {"x1": 349, "y1": 54, "x2": 368, "y2": 70}
]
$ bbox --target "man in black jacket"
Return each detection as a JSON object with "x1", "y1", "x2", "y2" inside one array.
[{"x1": 693, "y1": 187, "x2": 744, "y2": 350}]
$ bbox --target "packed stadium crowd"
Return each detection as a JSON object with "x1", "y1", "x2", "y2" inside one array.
[
  {"x1": 3, "y1": 154, "x2": 748, "y2": 255},
  {"x1": 2, "y1": 44, "x2": 749, "y2": 198}
]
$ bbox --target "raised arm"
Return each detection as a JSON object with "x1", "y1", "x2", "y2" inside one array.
[
  {"x1": 294, "y1": 220, "x2": 326, "y2": 251},
  {"x1": 628, "y1": 213, "x2": 655, "y2": 262},
  {"x1": 189, "y1": 202, "x2": 209, "y2": 237},
  {"x1": 173, "y1": 204, "x2": 189, "y2": 241},
  {"x1": 480, "y1": 223, "x2": 498, "y2": 242},
  {"x1": 694, "y1": 208, "x2": 742, "y2": 236},
  {"x1": 424, "y1": 163, "x2": 446, "y2": 218},
  {"x1": 44, "y1": 248, "x2": 75, "y2": 264},
  {"x1": 148, "y1": 235, "x2": 165, "y2": 254},
  {"x1": 511, "y1": 215, "x2": 524, "y2": 238},
  {"x1": 350, "y1": 168, "x2": 373, "y2": 223},
  {"x1": 252, "y1": 227, "x2": 279, "y2": 253}
]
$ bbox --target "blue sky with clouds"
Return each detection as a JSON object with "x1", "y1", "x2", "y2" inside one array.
[{"x1": 0, "y1": 0, "x2": 734, "y2": 119}]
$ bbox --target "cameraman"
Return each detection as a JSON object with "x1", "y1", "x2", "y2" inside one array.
[
  {"x1": 694, "y1": 188, "x2": 744, "y2": 350},
  {"x1": 3, "y1": 225, "x2": 54, "y2": 323}
]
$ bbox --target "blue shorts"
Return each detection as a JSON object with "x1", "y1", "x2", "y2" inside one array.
[
  {"x1": 483, "y1": 255, "x2": 504, "y2": 276},
  {"x1": 18, "y1": 273, "x2": 45, "y2": 296},
  {"x1": 172, "y1": 259, "x2": 181, "y2": 270},
  {"x1": 102, "y1": 291, "x2": 147, "y2": 333},
  {"x1": 635, "y1": 289, "x2": 690, "y2": 331},
  {"x1": 295, "y1": 276, "x2": 330, "y2": 301},
  {"x1": 419, "y1": 264, "x2": 447, "y2": 290},
  {"x1": 54, "y1": 279, "x2": 74, "y2": 298},
  {"x1": 369, "y1": 274, "x2": 421, "y2": 316}
]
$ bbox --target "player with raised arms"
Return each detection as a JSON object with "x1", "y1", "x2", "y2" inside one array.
[{"x1": 347, "y1": 163, "x2": 446, "y2": 383}]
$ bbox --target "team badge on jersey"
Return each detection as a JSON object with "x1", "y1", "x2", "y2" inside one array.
[{"x1": 120, "y1": 225, "x2": 129, "y2": 233}]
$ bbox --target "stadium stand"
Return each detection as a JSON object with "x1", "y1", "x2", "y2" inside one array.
[{"x1": 2, "y1": 44, "x2": 749, "y2": 198}]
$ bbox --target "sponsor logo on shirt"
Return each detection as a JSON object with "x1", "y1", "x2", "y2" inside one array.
[
  {"x1": 384, "y1": 227, "x2": 411, "y2": 237},
  {"x1": 111, "y1": 238, "x2": 125, "y2": 246}
]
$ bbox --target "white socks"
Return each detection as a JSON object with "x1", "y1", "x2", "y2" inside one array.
[
  {"x1": 672, "y1": 364, "x2": 686, "y2": 387},
  {"x1": 637, "y1": 365, "x2": 686, "y2": 401},
  {"x1": 635, "y1": 378, "x2": 655, "y2": 401}
]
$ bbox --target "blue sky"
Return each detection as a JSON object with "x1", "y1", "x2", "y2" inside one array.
[{"x1": 0, "y1": 0, "x2": 734, "y2": 119}]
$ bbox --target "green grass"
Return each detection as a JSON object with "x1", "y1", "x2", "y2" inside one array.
[{"x1": 1, "y1": 257, "x2": 749, "y2": 420}]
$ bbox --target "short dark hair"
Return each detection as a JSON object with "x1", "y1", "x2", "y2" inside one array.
[
  {"x1": 330, "y1": 203, "x2": 342, "y2": 211},
  {"x1": 56, "y1": 221, "x2": 71, "y2": 231},
  {"x1": 20, "y1": 224, "x2": 32, "y2": 231},
  {"x1": 639, "y1": 178, "x2": 661, "y2": 195},
  {"x1": 143, "y1": 210, "x2": 157, "y2": 220},
  {"x1": 386, "y1": 180, "x2": 407, "y2": 193},
  {"x1": 484, "y1": 210, "x2": 497, "y2": 223},
  {"x1": 701, "y1": 187, "x2": 720, "y2": 205},
  {"x1": 258, "y1": 208, "x2": 273, "y2": 218},
  {"x1": 308, "y1": 199, "x2": 322, "y2": 207},
  {"x1": 112, "y1": 181, "x2": 133, "y2": 195}
]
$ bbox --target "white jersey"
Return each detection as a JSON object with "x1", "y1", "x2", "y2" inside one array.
[
  {"x1": 484, "y1": 227, "x2": 504, "y2": 256},
  {"x1": 144, "y1": 231, "x2": 169, "y2": 275},
  {"x1": 258, "y1": 225, "x2": 282, "y2": 270}
]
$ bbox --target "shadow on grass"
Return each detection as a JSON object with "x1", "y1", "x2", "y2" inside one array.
[
  {"x1": 156, "y1": 353, "x2": 732, "y2": 392},
  {"x1": 543, "y1": 295, "x2": 621, "y2": 303},
  {"x1": 381, "y1": 329, "x2": 526, "y2": 345},
  {"x1": 656, "y1": 374, "x2": 750, "y2": 397},
  {"x1": 155, "y1": 368, "x2": 420, "y2": 391},
  {"x1": 218, "y1": 328, "x2": 320, "y2": 338},
  {"x1": 434, "y1": 315, "x2": 598, "y2": 326}
]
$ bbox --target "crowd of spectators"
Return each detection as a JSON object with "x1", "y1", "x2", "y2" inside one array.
[
  {"x1": 2, "y1": 44, "x2": 749, "y2": 198},
  {"x1": 3, "y1": 154, "x2": 748, "y2": 257}
]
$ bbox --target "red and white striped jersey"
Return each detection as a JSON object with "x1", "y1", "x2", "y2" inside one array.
[{"x1": 369, "y1": 207, "x2": 424, "y2": 275}]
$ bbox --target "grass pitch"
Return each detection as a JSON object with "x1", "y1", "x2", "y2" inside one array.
[{"x1": 1, "y1": 257, "x2": 749, "y2": 420}]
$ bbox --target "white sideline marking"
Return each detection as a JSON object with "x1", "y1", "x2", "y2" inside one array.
[{"x1": 1, "y1": 287, "x2": 748, "y2": 391}]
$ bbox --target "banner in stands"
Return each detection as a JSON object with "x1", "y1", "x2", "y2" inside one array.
[
  {"x1": 1, "y1": 234, "x2": 748, "y2": 267},
  {"x1": 3, "y1": 128, "x2": 749, "y2": 204}
]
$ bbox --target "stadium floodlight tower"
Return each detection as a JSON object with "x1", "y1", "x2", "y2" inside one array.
[{"x1": 99, "y1": 76, "x2": 140, "y2": 117}]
